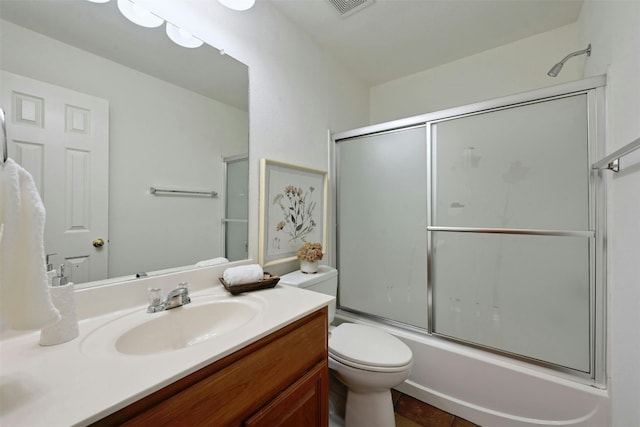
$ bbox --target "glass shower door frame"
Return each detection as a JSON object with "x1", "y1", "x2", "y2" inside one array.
[
  {"x1": 221, "y1": 154, "x2": 249, "y2": 261},
  {"x1": 331, "y1": 76, "x2": 607, "y2": 385},
  {"x1": 425, "y1": 87, "x2": 606, "y2": 383}
]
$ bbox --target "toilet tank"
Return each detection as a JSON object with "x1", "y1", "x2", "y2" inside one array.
[{"x1": 279, "y1": 266, "x2": 338, "y2": 323}]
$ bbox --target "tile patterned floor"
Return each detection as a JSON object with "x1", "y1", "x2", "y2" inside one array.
[{"x1": 392, "y1": 389, "x2": 480, "y2": 427}]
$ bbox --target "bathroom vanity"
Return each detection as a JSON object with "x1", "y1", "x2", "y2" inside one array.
[
  {"x1": 0, "y1": 264, "x2": 333, "y2": 426},
  {"x1": 93, "y1": 308, "x2": 329, "y2": 426}
]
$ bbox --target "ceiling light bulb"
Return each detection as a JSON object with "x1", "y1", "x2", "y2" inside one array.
[
  {"x1": 86, "y1": 0, "x2": 111, "y2": 3},
  {"x1": 217, "y1": 0, "x2": 256, "y2": 11},
  {"x1": 166, "y1": 23, "x2": 204, "y2": 49},
  {"x1": 117, "y1": 0, "x2": 164, "y2": 28}
]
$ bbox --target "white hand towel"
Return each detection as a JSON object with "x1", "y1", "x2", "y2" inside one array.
[
  {"x1": 222, "y1": 264, "x2": 264, "y2": 286},
  {"x1": 0, "y1": 159, "x2": 61, "y2": 330}
]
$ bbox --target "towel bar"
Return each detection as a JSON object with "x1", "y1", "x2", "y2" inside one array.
[
  {"x1": 592, "y1": 136, "x2": 640, "y2": 172},
  {"x1": 149, "y1": 186, "x2": 218, "y2": 197}
]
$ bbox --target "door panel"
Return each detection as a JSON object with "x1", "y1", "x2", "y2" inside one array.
[{"x1": 1, "y1": 71, "x2": 109, "y2": 283}]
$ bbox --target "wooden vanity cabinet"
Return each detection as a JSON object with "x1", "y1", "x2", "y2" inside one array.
[{"x1": 93, "y1": 307, "x2": 329, "y2": 427}]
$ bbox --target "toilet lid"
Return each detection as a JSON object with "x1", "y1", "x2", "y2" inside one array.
[{"x1": 329, "y1": 323, "x2": 412, "y2": 369}]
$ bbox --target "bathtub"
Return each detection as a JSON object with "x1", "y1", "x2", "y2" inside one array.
[{"x1": 335, "y1": 312, "x2": 610, "y2": 427}]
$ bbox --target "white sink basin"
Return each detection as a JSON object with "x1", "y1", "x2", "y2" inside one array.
[
  {"x1": 116, "y1": 300, "x2": 259, "y2": 355},
  {"x1": 81, "y1": 295, "x2": 263, "y2": 357}
]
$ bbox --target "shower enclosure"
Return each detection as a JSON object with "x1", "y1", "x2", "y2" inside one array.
[
  {"x1": 334, "y1": 77, "x2": 606, "y2": 381},
  {"x1": 222, "y1": 155, "x2": 249, "y2": 261}
]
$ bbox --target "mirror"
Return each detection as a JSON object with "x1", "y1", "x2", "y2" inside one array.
[{"x1": 0, "y1": 0, "x2": 249, "y2": 287}]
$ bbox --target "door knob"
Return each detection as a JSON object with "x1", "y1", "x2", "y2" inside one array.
[{"x1": 92, "y1": 238, "x2": 105, "y2": 248}]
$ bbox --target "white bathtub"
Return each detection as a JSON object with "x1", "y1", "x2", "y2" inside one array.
[{"x1": 335, "y1": 312, "x2": 610, "y2": 427}]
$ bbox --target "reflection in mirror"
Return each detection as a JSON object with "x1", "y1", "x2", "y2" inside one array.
[{"x1": 0, "y1": 0, "x2": 249, "y2": 287}]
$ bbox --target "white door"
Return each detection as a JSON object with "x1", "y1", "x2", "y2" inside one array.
[{"x1": 1, "y1": 71, "x2": 109, "y2": 284}]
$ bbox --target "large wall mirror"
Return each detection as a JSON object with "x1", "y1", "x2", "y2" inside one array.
[{"x1": 0, "y1": 0, "x2": 249, "y2": 287}]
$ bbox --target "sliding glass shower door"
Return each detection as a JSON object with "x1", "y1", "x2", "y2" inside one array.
[
  {"x1": 335, "y1": 80, "x2": 604, "y2": 377},
  {"x1": 429, "y1": 94, "x2": 593, "y2": 372},
  {"x1": 337, "y1": 126, "x2": 428, "y2": 329}
]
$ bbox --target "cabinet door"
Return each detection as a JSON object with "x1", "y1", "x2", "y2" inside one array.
[{"x1": 245, "y1": 361, "x2": 329, "y2": 427}]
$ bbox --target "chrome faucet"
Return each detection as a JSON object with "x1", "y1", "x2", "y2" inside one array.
[{"x1": 147, "y1": 283, "x2": 191, "y2": 313}]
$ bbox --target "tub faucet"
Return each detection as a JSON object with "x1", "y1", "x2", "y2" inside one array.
[{"x1": 147, "y1": 283, "x2": 191, "y2": 313}]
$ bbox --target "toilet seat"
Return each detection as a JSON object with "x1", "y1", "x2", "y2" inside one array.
[{"x1": 329, "y1": 323, "x2": 412, "y2": 373}]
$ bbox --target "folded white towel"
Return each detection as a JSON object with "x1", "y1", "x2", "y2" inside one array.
[
  {"x1": 195, "y1": 257, "x2": 229, "y2": 267},
  {"x1": 223, "y1": 264, "x2": 264, "y2": 286},
  {"x1": 0, "y1": 159, "x2": 61, "y2": 330}
]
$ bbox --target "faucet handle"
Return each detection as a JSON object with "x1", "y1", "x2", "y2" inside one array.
[
  {"x1": 148, "y1": 287, "x2": 163, "y2": 307},
  {"x1": 177, "y1": 282, "x2": 191, "y2": 305}
]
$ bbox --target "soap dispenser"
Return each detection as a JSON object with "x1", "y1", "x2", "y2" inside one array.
[
  {"x1": 40, "y1": 264, "x2": 79, "y2": 346},
  {"x1": 51, "y1": 264, "x2": 68, "y2": 287},
  {"x1": 45, "y1": 253, "x2": 57, "y2": 286}
]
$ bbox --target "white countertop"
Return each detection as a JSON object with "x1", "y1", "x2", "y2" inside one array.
[{"x1": 0, "y1": 282, "x2": 333, "y2": 426}]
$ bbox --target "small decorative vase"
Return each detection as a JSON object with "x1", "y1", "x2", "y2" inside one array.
[{"x1": 300, "y1": 260, "x2": 319, "y2": 274}]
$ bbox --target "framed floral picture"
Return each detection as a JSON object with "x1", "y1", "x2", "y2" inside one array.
[{"x1": 259, "y1": 159, "x2": 327, "y2": 267}]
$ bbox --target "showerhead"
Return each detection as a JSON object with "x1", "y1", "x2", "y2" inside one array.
[
  {"x1": 547, "y1": 44, "x2": 591, "y2": 77},
  {"x1": 547, "y1": 62, "x2": 564, "y2": 77}
]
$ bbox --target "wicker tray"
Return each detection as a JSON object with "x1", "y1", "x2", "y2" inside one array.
[{"x1": 219, "y1": 273, "x2": 280, "y2": 295}]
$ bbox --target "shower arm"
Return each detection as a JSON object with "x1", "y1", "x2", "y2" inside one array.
[
  {"x1": 547, "y1": 44, "x2": 591, "y2": 77},
  {"x1": 557, "y1": 44, "x2": 592, "y2": 65}
]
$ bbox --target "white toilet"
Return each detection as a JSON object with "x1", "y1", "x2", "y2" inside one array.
[{"x1": 279, "y1": 266, "x2": 413, "y2": 427}]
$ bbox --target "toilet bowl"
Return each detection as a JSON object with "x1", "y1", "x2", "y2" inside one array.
[
  {"x1": 329, "y1": 323, "x2": 413, "y2": 427},
  {"x1": 279, "y1": 267, "x2": 413, "y2": 427}
]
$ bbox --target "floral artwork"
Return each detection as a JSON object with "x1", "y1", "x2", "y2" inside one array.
[
  {"x1": 273, "y1": 185, "x2": 317, "y2": 244},
  {"x1": 259, "y1": 159, "x2": 327, "y2": 267}
]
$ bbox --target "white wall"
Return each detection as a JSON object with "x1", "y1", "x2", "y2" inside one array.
[
  {"x1": 370, "y1": 23, "x2": 583, "y2": 123},
  {"x1": 577, "y1": 1, "x2": 640, "y2": 425},
  {"x1": 146, "y1": 0, "x2": 370, "y2": 274},
  {"x1": 0, "y1": 20, "x2": 248, "y2": 278}
]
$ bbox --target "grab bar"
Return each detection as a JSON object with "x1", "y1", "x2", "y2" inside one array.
[
  {"x1": 592, "y1": 137, "x2": 640, "y2": 172},
  {"x1": 149, "y1": 186, "x2": 218, "y2": 197},
  {"x1": 1, "y1": 108, "x2": 7, "y2": 166}
]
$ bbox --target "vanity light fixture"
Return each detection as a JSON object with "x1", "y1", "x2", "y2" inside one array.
[
  {"x1": 166, "y1": 23, "x2": 204, "y2": 48},
  {"x1": 86, "y1": 0, "x2": 204, "y2": 50},
  {"x1": 116, "y1": 0, "x2": 164, "y2": 28},
  {"x1": 217, "y1": 0, "x2": 256, "y2": 11}
]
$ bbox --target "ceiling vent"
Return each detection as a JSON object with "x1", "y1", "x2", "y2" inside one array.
[{"x1": 327, "y1": 0, "x2": 374, "y2": 18}]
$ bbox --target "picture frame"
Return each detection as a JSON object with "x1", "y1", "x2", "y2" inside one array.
[{"x1": 259, "y1": 159, "x2": 328, "y2": 267}]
